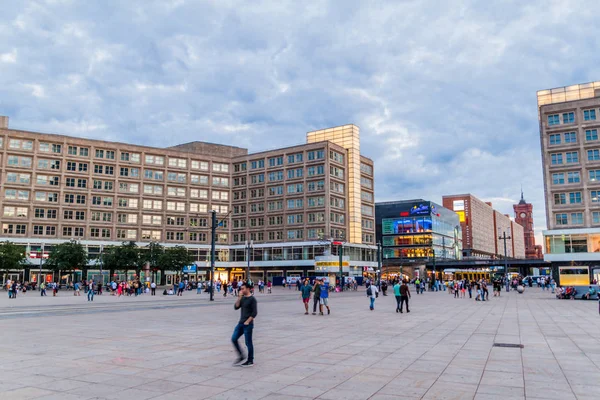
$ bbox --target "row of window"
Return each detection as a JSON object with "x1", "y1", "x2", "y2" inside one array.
[
  {"x1": 2, "y1": 139, "x2": 229, "y2": 171},
  {"x1": 547, "y1": 109, "x2": 599, "y2": 126},
  {"x1": 231, "y1": 228, "x2": 343, "y2": 243},
  {"x1": 234, "y1": 150, "x2": 326, "y2": 172},
  {"x1": 555, "y1": 212, "x2": 584, "y2": 226},
  {"x1": 547, "y1": 130, "x2": 600, "y2": 145},
  {"x1": 552, "y1": 170, "x2": 600, "y2": 184},
  {"x1": 553, "y1": 190, "x2": 600, "y2": 205},
  {"x1": 550, "y1": 150, "x2": 600, "y2": 164}
]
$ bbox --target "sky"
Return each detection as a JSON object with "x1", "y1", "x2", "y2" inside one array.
[{"x1": 1, "y1": 0, "x2": 599, "y2": 247}]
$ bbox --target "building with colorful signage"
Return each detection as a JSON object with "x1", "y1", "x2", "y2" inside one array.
[{"x1": 375, "y1": 199, "x2": 462, "y2": 278}]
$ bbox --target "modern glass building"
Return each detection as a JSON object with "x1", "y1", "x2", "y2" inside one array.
[{"x1": 376, "y1": 200, "x2": 462, "y2": 278}]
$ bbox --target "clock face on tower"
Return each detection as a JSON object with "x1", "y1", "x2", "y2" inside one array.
[{"x1": 520, "y1": 212, "x2": 527, "y2": 218}]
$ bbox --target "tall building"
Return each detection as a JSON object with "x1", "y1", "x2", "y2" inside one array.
[
  {"x1": 0, "y1": 116, "x2": 377, "y2": 284},
  {"x1": 375, "y1": 199, "x2": 462, "y2": 279},
  {"x1": 538, "y1": 82, "x2": 600, "y2": 278},
  {"x1": 513, "y1": 191, "x2": 543, "y2": 259},
  {"x1": 442, "y1": 194, "x2": 525, "y2": 259}
]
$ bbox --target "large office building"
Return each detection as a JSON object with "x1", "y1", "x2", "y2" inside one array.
[
  {"x1": 442, "y1": 194, "x2": 525, "y2": 259},
  {"x1": 538, "y1": 82, "x2": 600, "y2": 279},
  {"x1": 0, "y1": 116, "x2": 377, "y2": 284},
  {"x1": 375, "y1": 199, "x2": 462, "y2": 279}
]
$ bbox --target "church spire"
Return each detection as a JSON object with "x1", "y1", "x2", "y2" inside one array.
[{"x1": 519, "y1": 186, "x2": 527, "y2": 205}]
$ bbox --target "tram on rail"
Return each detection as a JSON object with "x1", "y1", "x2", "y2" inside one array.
[
  {"x1": 443, "y1": 268, "x2": 493, "y2": 282},
  {"x1": 557, "y1": 265, "x2": 600, "y2": 286}
]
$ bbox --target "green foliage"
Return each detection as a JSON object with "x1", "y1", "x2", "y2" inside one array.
[
  {"x1": 45, "y1": 240, "x2": 88, "y2": 272},
  {"x1": 0, "y1": 241, "x2": 26, "y2": 272},
  {"x1": 159, "y1": 246, "x2": 194, "y2": 272}
]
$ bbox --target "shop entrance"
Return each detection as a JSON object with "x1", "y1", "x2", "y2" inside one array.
[
  {"x1": 231, "y1": 272, "x2": 245, "y2": 282},
  {"x1": 214, "y1": 271, "x2": 228, "y2": 282}
]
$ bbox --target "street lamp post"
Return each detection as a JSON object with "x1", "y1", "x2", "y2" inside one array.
[
  {"x1": 38, "y1": 243, "x2": 44, "y2": 290},
  {"x1": 498, "y1": 228, "x2": 512, "y2": 276},
  {"x1": 245, "y1": 240, "x2": 253, "y2": 283},
  {"x1": 210, "y1": 210, "x2": 217, "y2": 302}
]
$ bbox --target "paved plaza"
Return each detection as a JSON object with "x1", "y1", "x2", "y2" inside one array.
[{"x1": 1, "y1": 286, "x2": 599, "y2": 400}]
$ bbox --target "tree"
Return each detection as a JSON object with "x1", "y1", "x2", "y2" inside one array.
[
  {"x1": 114, "y1": 241, "x2": 141, "y2": 280},
  {"x1": 159, "y1": 246, "x2": 194, "y2": 282},
  {"x1": 140, "y1": 242, "x2": 164, "y2": 284},
  {"x1": 0, "y1": 241, "x2": 26, "y2": 274},
  {"x1": 45, "y1": 240, "x2": 88, "y2": 279}
]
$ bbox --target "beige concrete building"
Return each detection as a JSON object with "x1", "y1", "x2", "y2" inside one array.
[
  {"x1": 0, "y1": 116, "x2": 377, "y2": 284},
  {"x1": 538, "y1": 82, "x2": 600, "y2": 274},
  {"x1": 442, "y1": 194, "x2": 525, "y2": 259}
]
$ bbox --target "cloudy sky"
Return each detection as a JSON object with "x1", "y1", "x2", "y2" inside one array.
[{"x1": 1, "y1": 0, "x2": 598, "y2": 245}]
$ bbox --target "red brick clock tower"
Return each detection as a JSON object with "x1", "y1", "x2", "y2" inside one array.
[{"x1": 513, "y1": 191, "x2": 543, "y2": 259}]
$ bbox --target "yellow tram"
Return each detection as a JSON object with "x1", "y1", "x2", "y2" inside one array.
[{"x1": 443, "y1": 268, "x2": 493, "y2": 282}]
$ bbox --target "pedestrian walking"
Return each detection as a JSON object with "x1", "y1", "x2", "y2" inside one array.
[
  {"x1": 367, "y1": 283, "x2": 379, "y2": 310},
  {"x1": 178, "y1": 280, "x2": 184, "y2": 296},
  {"x1": 312, "y1": 279, "x2": 322, "y2": 315},
  {"x1": 393, "y1": 280, "x2": 402, "y2": 312},
  {"x1": 151, "y1": 281, "x2": 156, "y2": 296},
  {"x1": 267, "y1": 280, "x2": 272, "y2": 294},
  {"x1": 399, "y1": 280, "x2": 411, "y2": 313},
  {"x1": 52, "y1": 282, "x2": 58, "y2": 297},
  {"x1": 232, "y1": 282, "x2": 257, "y2": 368},
  {"x1": 301, "y1": 279, "x2": 312, "y2": 315},
  {"x1": 87, "y1": 280, "x2": 94, "y2": 301},
  {"x1": 319, "y1": 281, "x2": 330, "y2": 315},
  {"x1": 40, "y1": 282, "x2": 46, "y2": 296}
]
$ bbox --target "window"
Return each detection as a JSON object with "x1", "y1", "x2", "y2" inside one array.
[
  {"x1": 3, "y1": 207, "x2": 28, "y2": 218},
  {"x1": 586, "y1": 130, "x2": 598, "y2": 141},
  {"x1": 589, "y1": 150, "x2": 600, "y2": 161},
  {"x1": 7, "y1": 173, "x2": 31, "y2": 184},
  {"x1": 287, "y1": 199, "x2": 303, "y2": 209},
  {"x1": 189, "y1": 203, "x2": 208, "y2": 213},
  {"x1": 250, "y1": 160, "x2": 265, "y2": 169},
  {"x1": 143, "y1": 184, "x2": 163, "y2": 195},
  {"x1": 212, "y1": 163, "x2": 229, "y2": 173},
  {"x1": 566, "y1": 152, "x2": 578, "y2": 163},
  {"x1": 144, "y1": 169, "x2": 164, "y2": 181},
  {"x1": 569, "y1": 192, "x2": 582, "y2": 204},
  {"x1": 307, "y1": 150, "x2": 325, "y2": 160},
  {"x1": 8, "y1": 139, "x2": 33, "y2": 150},
  {"x1": 211, "y1": 191, "x2": 229, "y2": 201},
  {"x1": 360, "y1": 176, "x2": 372, "y2": 188},
  {"x1": 591, "y1": 191, "x2": 600, "y2": 203},
  {"x1": 234, "y1": 163, "x2": 247, "y2": 173},
  {"x1": 594, "y1": 212, "x2": 600, "y2": 224},
  {"x1": 142, "y1": 199, "x2": 163, "y2": 210},
  {"x1": 145, "y1": 155, "x2": 165, "y2": 165},
  {"x1": 308, "y1": 196, "x2": 325, "y2": 207},
  {"x1": 554, "y1": 193, "x2": 566, "y2": 205},
  {"x1": 567, "y1": 172, "x2": 580, "y2": 183},
  {"x1": 167, "y1": 172, "x2": 186, "y2": 183},
  {"x1": 571, "y1": 212, "x2": 584, "y2": 225},
  {"x1": 8, "y1": 155, "x2": 32, "y2": 168},
  {"x1": 590, "y1": 170, "x2": 600, "y2": 181},
  {"x1": 361, "y1": 191, "x2": 373, "y2": 201},
  {"x1": 191, "y1": 160, "x2": 208, "y2": 170},
  {"x1": 212, "y1": 177, "x2": 229, "y2": 187},
  {"x1": 330, "y1": 197, "x2": 345, "y2": 209},
  {"x1": 167, "y1": 187, "x2": 186, "y2": 197},
  {"x1": 268, "y1": 186, "x2": 284, "y2": 196},
  {"x1": 360, "y1": 163, "x2": 373, "y2": 175},
  {"x1": 584, "y1": 109, "x2": 597, "y2": 121},
  {"x1": 142, "y1": 215, "x2": 162, "y2": 225},
  {"x1": 329, "y1": 151, "x2": 344, "y2": 163},
  {"x1": 168, "y1": 158, "x2": 187, "y2": 168},
  {"x1": 190, "y1": 188, "x2": 208, "y2": 199},
  {"x1": 564, "y1": 132, "x2": 577, "y2": 143},
  {"x1": 287, "y1": 183, "x2": 304, "y2": 194},
  {"x1": 549, "y1": 134, "x2": 561, "y2": 145},
  {"x1": 190, "y1": 174, "x2": 209, "y2": 185},
  {"x1": 361, "y1": 205, "x2": 374, "y2": 216},
  {"x1": 288, "y1": 153, "x2": 303, "y2": 164},
  {"x1": 548, "y1": 114, "x2": 560, "y2": 126},
  {"x1": 118, "y1": 198, "x2": 138, "y2": 209},
  {"x1": 562, "y1": 112, "x2": 575, "y2": 124},
  {"x1": 167, "y1": 201, "x2": 185, "y2": 212},
  {"x1": 35, "y1": 192, "x2": 58, "y2": 203},
  {"x1": 550, "y1": 153, "x2": 563, "y2": 165},
  {"x1": 268, "y1": 157, "x2": 284, "y2": 167}
]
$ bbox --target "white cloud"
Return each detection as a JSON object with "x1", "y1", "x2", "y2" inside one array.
[{"x1": 1, "y1": 0, "x2": 599, "y2": 252}]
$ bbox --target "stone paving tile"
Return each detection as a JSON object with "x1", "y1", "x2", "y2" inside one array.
[{"x1": 2, "y1": 288, "x2": 599, "y2": 399}]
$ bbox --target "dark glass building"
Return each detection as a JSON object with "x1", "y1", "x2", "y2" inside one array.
[{"x1": 376, "y1": 200, "x2": 462, "y2": 275}]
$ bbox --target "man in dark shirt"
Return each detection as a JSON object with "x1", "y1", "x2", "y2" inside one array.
[
  {"x1": 399, "y1": 281, "x2": 411, "y2": 313},
  {"x1": 232, "y1": 282, "x2": 258, "y2": 367},
  {"x1": 312, "y1": 280, "x2": 322, "y2": 315}
]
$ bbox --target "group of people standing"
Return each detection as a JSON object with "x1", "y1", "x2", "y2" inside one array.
[{"x1": 300, "y1": 278, "x2": 331, "y2": 315}]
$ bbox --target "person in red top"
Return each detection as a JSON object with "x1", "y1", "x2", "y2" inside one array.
[{"x1": 267, "y1": 280, "x2": 272, "y2": 294}]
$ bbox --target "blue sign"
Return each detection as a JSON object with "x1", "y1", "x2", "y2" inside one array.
[
  {"x1": 182, "y1": 265, "x2": 197, "y2": 273},
  {"x1": 410, "y1": 203, "x2": 433, "y2": 216}
]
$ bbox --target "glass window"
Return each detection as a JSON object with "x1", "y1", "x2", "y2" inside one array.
[
  {"x1": 549, "y1": 134, "x2": 561, "y2": 145},
  {"x1": 548, "y1": 114, "x2": 560, "y2": 126},
  {"x1": 555, "y1": 213, "x2": 568, "y2": 225},
  {"x1": 569, "y1": 192, "x2": 581, "y2": 204},
  {"x1": 571, "y1": 212, "x2": 583, "y2": 225},
  {"x1": 590, "y1": 170, "x2": 600, "y2": 181},
  {"x1": 562, "y1": 112, "x2": 575, "y2": 124},
  {"x1": 586, "y1": 129, "x2": 598, "y2": 141},
  {"x1": 564, "y1": 132, "x2": 577, "y2": 143},
  {"x1": 567, "y1": 172, "x2": 580, "y2": 183},
  {"x1": 566, "y1": 152, "x2": 578, "y2": 163},
  {"x1": 591, "y1": 191, "x2": 600, "y2": 203},
  {"x1": 554, "y1": 193, "x2": 566, "y2": 205},
  {"x1": 552, "y1": 173, "x2": 564, "y2": 185},
  {"x1": 551, "y1": 153, "x2": 563, "y2": 165},
  {"x1": 584, "y1": 109, "x2": 597, "y2": 121},
  {"x1": 588, "y1": 150, "x2": 600, "y2": 161}
]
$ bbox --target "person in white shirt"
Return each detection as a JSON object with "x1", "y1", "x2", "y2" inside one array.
[
  {"x1": 150, "y1": 281, "x2": 156, "y2": 296},
  {"x1": 367, "y1": 283, "x2": 379, "y2": 310}
]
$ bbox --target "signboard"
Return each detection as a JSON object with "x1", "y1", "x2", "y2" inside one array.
[
  {"x1": 382, "y1": 219, "x2": 395, "y2": 234},
  {"x1": 453, "y1": 200, "x2": 465, "y2": 211},
  {"x1": 410, "y1": 203, "x2": 432, "y2": 216},
  {"x1": 29, "y1": 252, "x2": 49, "y2": 259},
  {"x1": 456, "y1": 211, "x2": 465, "y2": 222},
  {"x1": 182, "y1": 265, "x2": 197, "y2": 273}
]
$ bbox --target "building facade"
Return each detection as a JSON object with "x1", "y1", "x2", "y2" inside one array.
[
  {"x1": 513, "y1": 191, "x2": 543, "y2": 259},
  {"x1": 442, "y1": 194, "x2": 525, "y2": 259},
  {"x1": 0, "y1": 117, "x2": 377, "y2": 284},
  {"x1": 375, "y1": 200, "x2": 462, "y2": 279},
  {"x1": 538, "y1": 82, "x2": 600, "y2": 281}
]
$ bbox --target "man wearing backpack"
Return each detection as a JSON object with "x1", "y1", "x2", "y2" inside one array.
[{"x1": 367, "y1": 283, "x2": 379, "y2": 310}]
